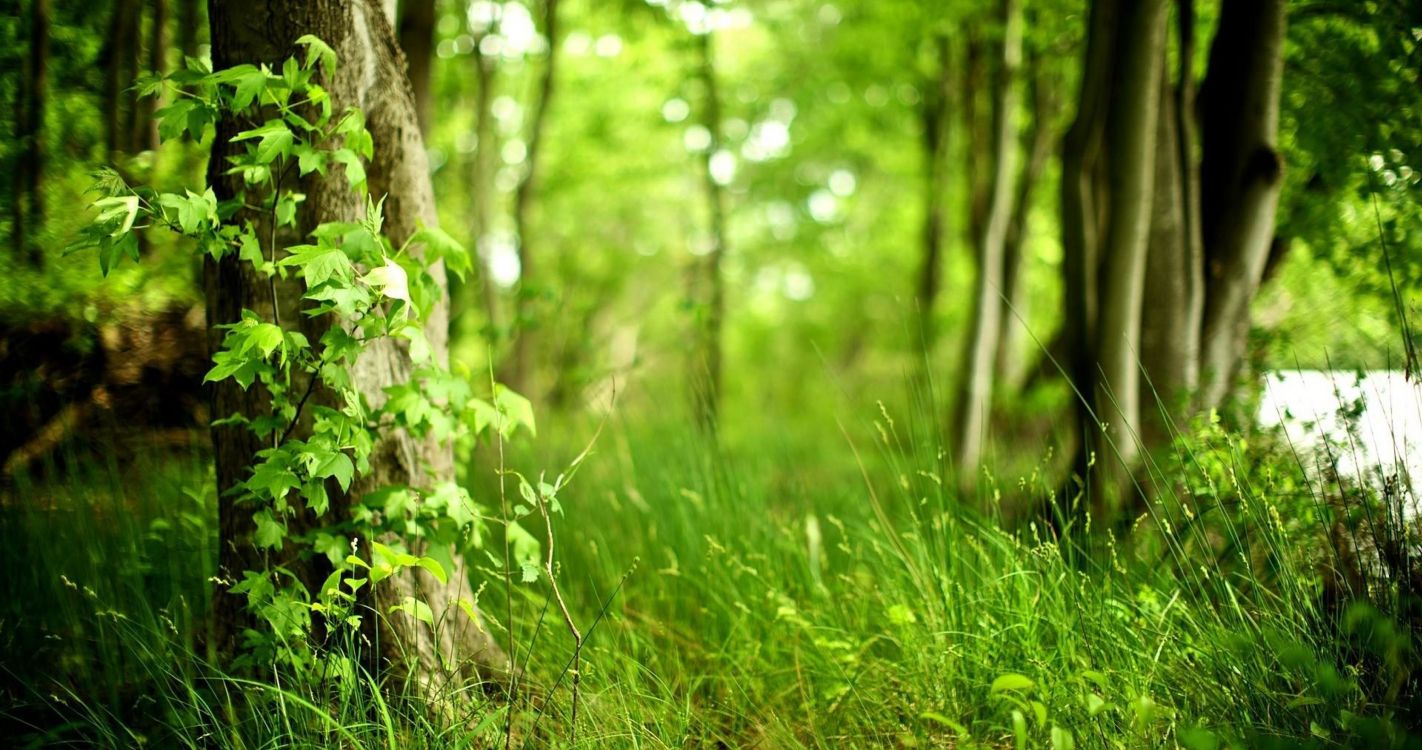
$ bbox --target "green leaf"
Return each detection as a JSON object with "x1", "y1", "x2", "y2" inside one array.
[
  {"x1": 990, "y1": 673, "x2": 1036, "y2": 695},
  {"x1": 254, "y1": 509, "x2": 286, "y2": 549},
  {"x1": 234, "y1": 120, "x2": 295, "y2": 164},
  {"x1": 409, "y1": 224, "x2": 472, "y2": 279},
  {"x1": 312, "y1": 450, "x2": 355, "y2": 492},
  {"x1": 296, "y1": 34, "x2": 337, "y2": 77},
  {"x1": 415, "y1": 557, "x2": 448, "y2": 585},
  {"x1": 520, "y1": 562, "x2": 541, "y2": 583},
  {"x1": 389, "y1": 596, "x2": 434, "y2": 626},
  {"x1": 280, "y1": 244, "x2": 353, "y2": 287},
  {"x1": 331, "y1": 148, "x2": 366, "y2": 193}
]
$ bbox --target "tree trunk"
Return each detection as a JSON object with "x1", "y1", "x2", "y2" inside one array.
[
  {"x1": 995, "y1": 41, "x2": 1056, "y2": 389},
  {"x1": 179, "y1": 0, "x2": 201, "y2": 61},
  {"x1": 1139, "y1": 0, "x2": 1204, "y2": 449},
  {"x1": 12, "y1": 0, "x2": 48, "y2": 266},
  {"x1": 691, "y1": 29, "x2": 728, "y2": 433},
  {"x1": 1197, "y1": 0, "x2": 1287, "y2": 410},
  {"x1": 1059, "y1": 0, "x2": 1115, "y2": 495},
  {"x1": 397, "y1": 0, "x2": 435, "y2": 135},
  {"x1": 506, "y1": 0, "x2": 561, "y2": 396},
  {"x1": 102, "y1": 0, "x2": 141, "y2": 157},
  {"x1": 140, "y1": 0, "x2": 169, "y2": 152},
  {"x1": 206, "y1": 0, "x2": 509, "y2": 691},
  {"x1": 915, "y1": 34, "x2": 951, "y2": 352},
  {"x1": 954, "y1": 0, "x2": 1022, "y2": 477},
  {"x1": 1059, "y1": 0, "x2": 1168, "y2": 509},
  {"x1": 467, "y1": 26, "x2": 501, "y2": 336}
]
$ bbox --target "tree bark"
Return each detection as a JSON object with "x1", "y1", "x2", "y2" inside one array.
[
  {"x1": 1139, "y1": 0, "x2": 1204, "y2": 449},
  {"x1": 397, "y1": 0, "x2": 435, "y2": 135},
  {"x1": 12, "y1": 0, "x2": 48, "y2": 266},
  {"x1": 954, "y1": 0, "x2": 1022, "y2": 476},
  {"x1": 206, "y1": 0, "x2": 509, "y2": 691},
  {"x1": 506, "y1": 0, "x2": 561, "y2": 395},
  {"x1": 915, "y1": 34, "x2": 952, "y2": 352},
  {"x1": 140, "y1": 0, "x2": 169, "y2": 152},
  {"x1": 1059, "y1": 0, "x2": 1115, "y2": 493},
  {"x1": 691, "y1": 29, "x2": 728, "y2": 433},
  {"x1": 102, "y1": 0, "x2": 142, "y2": 157},
  {"x1": 1092, "y1": 0, "x2": 1167, "y2": 495},
  {"x1": 1197, "y1": 0, "x2": 1287, "y2": 410}
]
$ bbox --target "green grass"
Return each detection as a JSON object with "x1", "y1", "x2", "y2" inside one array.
[{"x1": 0, "y1": 402, "x2": 1418, "y2": 748}]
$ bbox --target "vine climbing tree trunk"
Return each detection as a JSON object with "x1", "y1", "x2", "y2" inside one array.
[{"x1": 205, "y1": 0, "x2": 510, "y2": 692}]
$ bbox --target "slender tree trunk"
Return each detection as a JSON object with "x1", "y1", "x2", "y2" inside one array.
[
  {"x1": 468, "y1": 28, "x2": 501, "y2": 336},
  {"x1": 397, "y1": 0, "x2": 435, "y2": 135},
  {"x1": 179, "y1": 0, "x2": 201, "y2": 61},
  {"x1": 1059, "y1": 0, "x2": 1115, "y2": 497},
  {"x1": 505, "y1": 0, "x2": 560, "y2": 395},
  {"x1": 140, "y1": 0, "x2": 169, "y2": 152},
  {"x1": 206, "y1": 0, "x2": 509, "y2": 691},
  {"x1": 1139, "y1": 0, "x2": 1204, "y2": 449},
  {"x1": 1197, "y1": 0, "x2": 1287, "y2": 410},
  {"x1": 963, "y1": 30, "x2": 992, "y2": 254},
  {"x1": 995, "y1": 44, "x2": 1056, "y2": 388},
  {"x1": 1092, "y1": 0, "x2": 1168, "y2": 499},
  {"x1": 691, "y1": 29, "x2": 728, "y2": 433},
  {"x1": 102, "y1": 0, "x2": 141, "y2": 157},
  {"x1": 915, "y1": 34, "x2": 951, "y2": 351},
  {"x1": 13, "y1": 0, "x2": 48, "y2": 266},
  {"x1": 954, "y1": 0, "x2": 1022, "y2": 477}
]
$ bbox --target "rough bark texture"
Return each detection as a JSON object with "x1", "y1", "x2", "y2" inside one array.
[
  {"x1": 1197, "y1": 0, "x2": 1287, "y2": 410},
  {"x1": 915, "y1": 35, "x2": 952, "y2": 351},
  {"x1": 13, "y1": 0, "x2": 48, "y2": 266},
  {"x1": 691, "y1": 29, "x2": 728, "y2": 433},
  {"x1": 396, "y1": 0, "x2": 435, "y2": 135},
  {"x1": 506, "y1": 0, "x2": 561, "y2": 395},
  {"x1": 954, "y1": 0, "x2": 1021, "y2": 476},
  {"x1": 206, "y1": 0, "x2": 509, "y2": 691}
]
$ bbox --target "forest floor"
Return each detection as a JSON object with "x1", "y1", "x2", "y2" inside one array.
[{"x1": 0, "y1": 402, "x2": 1418, "y2": 749}]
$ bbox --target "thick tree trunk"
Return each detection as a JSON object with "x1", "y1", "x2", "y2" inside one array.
[
  {"x1": 954, "y1": 0, "x2": 1022, "y2": 477},
  {"x1": 915, "y1": 35, "x2": 951, "y2": 351},
  {"x1": 397, "y1": 0, "x2": 435, "y2": 135},
  {"x1": 1197, "y1": 0, "x2": 1287, "y2": 410},
  {"x1": 13, "y1": 0, "x2": 48, "y2": 266},
  {"x1": 506, "y1": 0, "x2": 561, "y2": 395},
  {"x1": 206, "y1": 0, "x2": 509, "y2": 691},
  {"x1": 179, "y1": 0, "x2": 201, "y2": 60},
  {"x1": 691, "y1": 29, "x2": 728, "y2": 433},
  {"x1": 1059, "y1": 0, "x2": 1168, "y2": 509}
]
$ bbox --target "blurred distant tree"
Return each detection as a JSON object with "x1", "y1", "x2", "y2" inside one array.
[
  {"x1": 397, "y1": 0, "x2": 435, "y2": 134},
  {"x1": 12, "y1": 0, "x2": 48, "y2": 266},
  {"x1": 689, "y1": 25, "x2": 729, "y2": 432},
  {"x1": 507, "y1": 0, "x2": 562, "y2": 393},
  {"x1": 101, "y1": 0, "x2": 141, "y2": 156},
  {"x1": 954, "y1": 0, "x2": 1022, "y2": 473}
]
